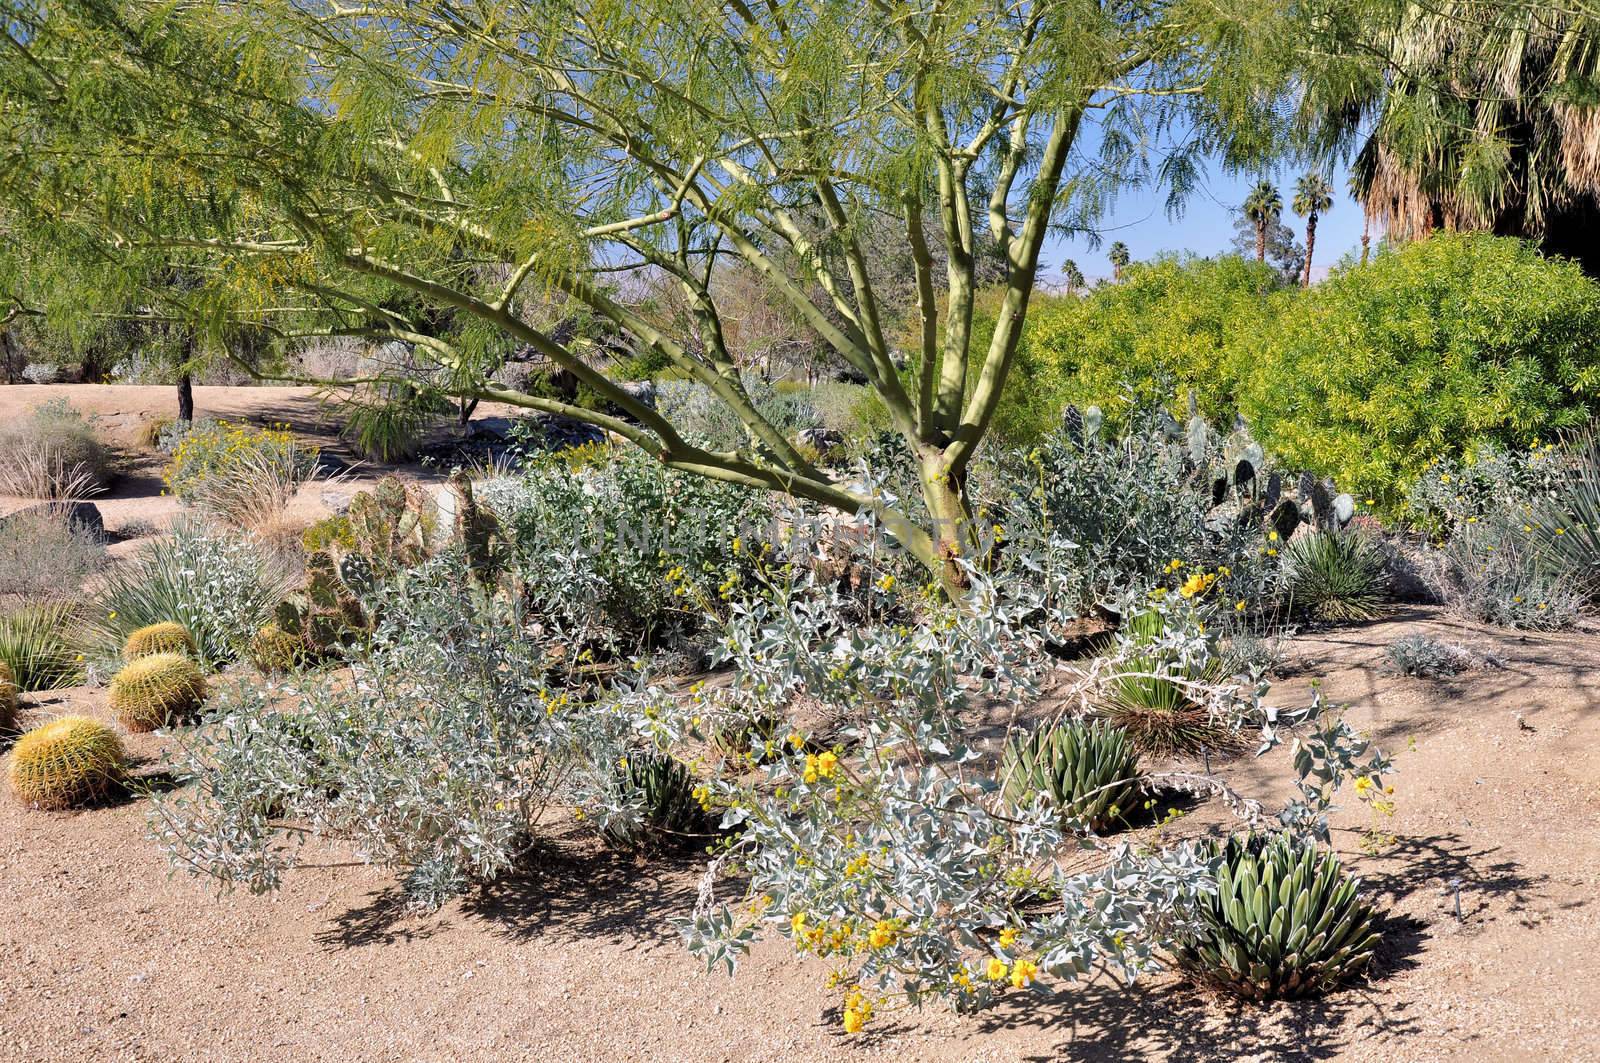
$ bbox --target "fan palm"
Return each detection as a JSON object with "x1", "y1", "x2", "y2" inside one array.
[
  {"x1": 1292, "y1": 173, "x2": 1335, "y2": 286},
  {"x1": 1242, "y1": 181, "x2": 1282, "y2": 262},
  {"x1": 1108, "y1": 242, "x2": 1131, "y2": 280}
]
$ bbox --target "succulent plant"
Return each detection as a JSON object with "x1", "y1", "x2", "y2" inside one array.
[
  {"x1": 346, "y1": 475, "x2": 431, "y2": 574},
  {"x1": 1000, "y1": 719, "x2": 1142, "y2": 832},
  {"x1": 1282, "y1": 530, "x2": 1390, "y2": 622},
  {"x1": 602, "y1": 751, "x2": 716, "y2": 851},
  {"x1": 247, "y1": 623, "x2": 306, "y2": 674},
  {"x1": 107, "y1": 652, "x2": 206, "y2": 732},
  {"x1": 0, "y1": 659, "x2": 17, "y2": 732},
  {"x1": 1175, "y1": 832, "x2": 1382, "y2": 1000},
  {"x1": 122, "y1": 621, "x2": 197, "y2": 661},
  {"x1": 8, "y1": 715, "x2": 126, "y2": 809},
  {"x1": 272, "y1": 550, "x2": 370, "y2": 661}
]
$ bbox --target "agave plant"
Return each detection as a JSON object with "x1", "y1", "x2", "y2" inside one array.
[
  {"x1": 602, "y1": 751, "x2": 716, "y2": 851},
  {"x1": 1282, "y1": 530, "x2": 1389, "y2": 622},
  {"x1": 1175, "y1": 832, "x2": 1382, "y2": 1000},
  {"x1": 999, "y1": 719, "x2": 1141, "y2": 832}
]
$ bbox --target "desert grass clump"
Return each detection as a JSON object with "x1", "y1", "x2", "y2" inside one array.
[
  {"x1": 0, "y1": 399, "x2": 114, "y2": 498},
  {"x1": 1000, "y1": 719, "x2": 1142, "y2": 832},
  {"x1": 163, "y1": 420, "x2": 320, "y2": 529},
  {"x1": 123, "y1": 621, "x2": 198, "y2": 661},
  {"x1": 1175, "y1": 832, "x2": 1381, "y2": 1000},
  {"x1": 8, "y1": 715, "x2": 126, "y2": 809},
  {"x1": 108, "y1": 652, "x2": 206, "y2": 732},
  {"x1": 1282, "y1": 530, "x2": 1390, "y2": 622},
  {"x1": 0, "y1": 601, "x2": 84, "y2": 692}
]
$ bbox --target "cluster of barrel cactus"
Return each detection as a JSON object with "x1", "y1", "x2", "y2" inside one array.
[
  {"x1": 1175, "y1": 832, "x2": 1382, "y2": 1000},
  {"x1": 122, "y1": 621, "x2": 198, "y2": 661},
  {"x1": 1000, "y1": 719, "x2": 1142, "y2": 832},
  {"x1": 108, "y1": 651, "x2": 206, "y2": 732},
  {"x1": 8, "y1": 715, "x2": 127, "y2": 809},
  {"x1": 602, "y1": 751, "x2": 716, "y2": 851}
]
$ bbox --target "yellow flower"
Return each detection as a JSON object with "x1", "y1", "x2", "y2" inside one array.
[
  {"x1": 843, "y1": 1008, "x2": 864, "y2": 1034},
  {"x1": 788, "y1": 731, "x2": 806, "y2": 750},
  {"x1": 1265, "y1": 547, "x2": 1278, "y2": 558},
  {"x1": 868, "y1": 919, "x2": 898, "y2": 949},
  {"x1": 1555, "y1": 528, "x2": 1566, "y2": 535},
  {"x1": 1179, "y1": 573, "x2": 1208, "y2": 598},
  {"x1": 998, "y1": 927, "x2": 1019, "y2": 949},
  {"x1": 985, "y1": 957, "x2": 1009, "y2": 982},
  {"x1": 876, "y1": 573, "x2": 896, "y2": 593},
  {"x1": 1365, "y1": 498, "x2": 1375, "y2": 506},
  {"x1": 1235, "y1": 599, "x2": 1247, "y2": 612},
  {"x1": 817, "y1": 751, "x2": 838, "y2": 778},
  {"x1": 1354, "y1": 776, "x2": 1374, "y2": 797},
  {"x1": 1010, "y1": 958, "x2": 1040, "y2": 989},
  {"x1": 1266, "y1": 531, "x2": 1279, "y2": 542}
]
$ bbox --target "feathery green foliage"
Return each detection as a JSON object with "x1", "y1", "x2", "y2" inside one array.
[{"x1": 0, "y1": 0, "x2": 1317, "y2": 576}]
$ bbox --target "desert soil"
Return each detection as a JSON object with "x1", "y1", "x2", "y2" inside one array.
[{"x1": 2, "y1": 385, "x2": 1599, "y2": 1061}]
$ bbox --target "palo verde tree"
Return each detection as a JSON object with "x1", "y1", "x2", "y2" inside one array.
[{"x1": 0, "y1": 0, "x2": 1303, "y2": 576}]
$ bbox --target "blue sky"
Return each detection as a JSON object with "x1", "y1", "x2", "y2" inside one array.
[{"x1": 1040, "y1": 159, "x2": 1371, "y2": 285}]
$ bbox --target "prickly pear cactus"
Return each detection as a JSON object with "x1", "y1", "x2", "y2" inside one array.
[
  {"x1": 107, "y1": 652, "x2": 206, "y2": 732},
  {"x1": 1175, "y1": 832, "x2": 1382, "y2": 1000},
  {"x1": 122, "y1": 621, "x2": 197, "y2": 661},
  {"x1": 9, "y1": 715, "x2": 126, "y2": 809},
  {"x1": 345, "y1": 475, "x2": 430, "y2": 572}
]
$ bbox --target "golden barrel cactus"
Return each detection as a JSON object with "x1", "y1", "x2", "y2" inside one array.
[
  {"x1": 123, "y1": 621, "x2": 198, "y2": 661},
  {"x1": 108, "y1": 652, "x2": 206, "y2": 732},
  {"x1": 9, "y1": 715, "x2": 126, "y2": 809},
  {"x1": 247, "y1": 623, "x2": 304, "y2": 674},
  {"x1": 0, "y1": 659, "x2": 17, "y2": 733}
]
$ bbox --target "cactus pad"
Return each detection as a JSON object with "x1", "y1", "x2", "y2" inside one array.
[
  {"x1": 108, "y1": 652, "x2": 206, "y2": 732},
  {"x1": 8, "y1": 715, "x2": 126, "y2": 809},
  {"x1": 123, "y1": 621, "x2": 198, "y2": 661}
]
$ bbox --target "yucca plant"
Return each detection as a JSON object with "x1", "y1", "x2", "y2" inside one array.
[
  {"x1": 0, "y1": 601, "x2": 84, "y2": 692},
  {"x1": 999, "y1": 719, "x2": 1141, "y2": 832},
  {"x1": 1529, "y1": 427, "x2": 1600, "y2": 596},
  {"x1": 1098, "y1": 651, "x2": 1247, "y2": 758},
  {"x1": 1282, "y1": 530, "x2": 1389, "y2": 622},
  {"x1": 1175, "y1": 833, "x2": 1382, "y2": 1000},
  {"x1": 602, "y1": 751, "x2": 716, "y2": 851}
]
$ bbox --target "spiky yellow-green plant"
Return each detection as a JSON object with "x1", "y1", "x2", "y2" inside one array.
[
  {"x1": 8, "y1": 715, "x2": 126, "y2": 809},
  {"x1": 247, "y1": 623, "x2": 304, "y2": 674},
  {"x1": 108, "y1": 652, "x2": 205, "y2": 732},
  {"x1": 122, "y1": 621, "x2": 197, "y2": 661},
  {"x1": 0, "y1": 659, "x2": 17, "y2": 732}
]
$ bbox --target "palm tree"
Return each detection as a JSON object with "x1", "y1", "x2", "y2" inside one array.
[
  {"x1": 1061, "y1": 258, "x2": 1086, "y2": 294},
  {"x1": 1291, "y1": 173, "x2": 1334, "y2": 286},
  {"x1": 1242, "y1": 180, "x2": 1282, "y2": 263},
  {"x1": 1108, "y1": 242, "x2": 1131, "y2": 281},
  {"x1": 1349, "y1": 171, "x2": 1371, "y2": 266}
]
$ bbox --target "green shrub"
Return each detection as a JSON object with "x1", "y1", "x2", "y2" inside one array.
[
  {"x1": 0, "y1": 602, "x2": 83, "y2": 692},
  {"x1": 999, "y1": 719, "x2": 1141, "y2": 832},
  {"x1": 164, "y1": 420, "x2": 320, "y2": 526},
  {"x1": 1385, "y1": 634, "x2": 1471, "y2": 678},
  {"x1": 1175, "y1": 832, "x2": 1381, "y2": 1000},
  {"x1": 8, "y1": 715, "x2": 126, "y2": 810},
  {"x1": 1024, "y1": 255, "x2": 1282, "y2": 430},
  {"x1": 108, "y1": 652, "x2": 206, "y2": 732},
  {"x1": 1281, "y1": 531, "x2": 1390, "y2": 623},
  {"x1": 1235, "y1": 235, "x2": 1600, "y2": 503}
]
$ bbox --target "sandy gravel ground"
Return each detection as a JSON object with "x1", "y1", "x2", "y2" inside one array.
[
  {"x1": 2, "y1": 384, "x2": 1599, "y2": 1061},
  {"x1": 3, "y1": 611, "x2": 1598, "y2": 1062}
]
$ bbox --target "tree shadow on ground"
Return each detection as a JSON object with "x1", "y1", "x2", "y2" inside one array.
[
  {"x1": 1357, "y1": 831, "x2": 1558, "y2": 928},
  {"x1": 316, "y1": 836, "x2": 710, "y2": 951}
]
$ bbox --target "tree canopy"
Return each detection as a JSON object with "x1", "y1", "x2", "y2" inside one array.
[{"x1": 1, "y1": 0, "x2": 1315, "y2": 573}]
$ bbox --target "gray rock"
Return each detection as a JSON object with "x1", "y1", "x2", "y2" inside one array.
[{"x1": 0, "y1": 500, "x2": 105, "y2": 538}]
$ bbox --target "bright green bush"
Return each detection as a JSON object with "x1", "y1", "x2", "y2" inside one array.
[
  {"x1": 1234, "y1": 235, "x2": 1600, "y2": 503},
  {"x1": 1024, "y1": 255, "x2": 1283, "y2": 429}
]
